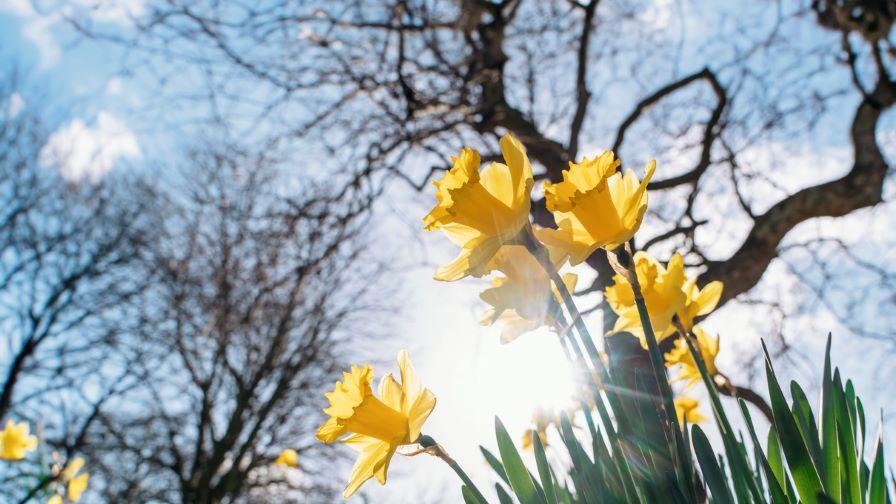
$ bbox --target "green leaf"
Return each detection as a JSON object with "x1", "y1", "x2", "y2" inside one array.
[
  {"x1": 462, "y1": 485, "x2": 488, "y2": 504},
  {"x1": 870, "y1": 427, "x2": 887, "y2": 504},
  {"x1": 833, "y1": 371, "x2": 861, "y2": 504},
  {"x1": 692, "y1": 425, "x2": 735, "y2": 504},
  {"x1": 531, "y1": 433, "x2": 557, "y2": 504},
  {"x1": 791, "y1": 380, "x2": 824, "y2": 477},
  {"x1": 494, "y1": 417, "x2": 542, "y2": 504},
  {"x1": 737, "y1": 399, "x2": 790, "y2": 503},
  {"x1": 496, "y1": 484, "x2": 514, "y2": 504},
  {"x1": 764, "y1": 341, "x2": 824, "y2": 504},
  {"x1": 481, "y1": 446, "x2": 509, "y2": 485},
  {"x1": 821, "y1": 334, "x2": 841, "y2": 498}
]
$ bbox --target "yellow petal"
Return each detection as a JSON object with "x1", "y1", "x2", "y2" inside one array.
[
  {"x1": 68, "y1": 472, "x2": 89, "y2": 501},
  {"x1": 378, "y1": 373, "x2": 404, "y2": 412},
  {"x1": 62, "y1": 457, "x2": 85, "y2": 481},
  {"x1": 694, "y1": 281, "x2": 723, "y2": 317},
  {"x1": 47, "y1": 496, "x2": 63, "y2": 504},
  {"x1": 342, "y1": 438, "x2": 393, "y2": 498},
  {"x1": 407, "y1": 388, "x2": 437, "y2": 444},
  {"x1": 396, "y1": 350, "x2": 422, "y2": 415},
  {"x1": 434, "y1": 236, "x2": 504, "y2": 281}
]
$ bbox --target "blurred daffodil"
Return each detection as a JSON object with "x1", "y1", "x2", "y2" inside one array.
[
  {"x1": 665, "y1": 326, "x2": 720, "y2": 389},
  {"x1": 275, "y1": 448, "x2": 300, "y2": 468},
  {"x1": 605, "y1": 252, "x2": 687, "y2": 346},
  {"x1": 479, "y1": 244, "x2": 577, "y2": 343},
  {"x1": 60, "y1": 457, "x2": 89, "y2": 502},
  {"x1": 423, "y1": 134, "x2": 534, "y2": 281},
  {"x1": 543, "y1": 152, "x2": 655, "y2": 264},
  {"x1": 521, "y1": 407, "x2": 555, "y2": 451},
  {"x1": 47, "y1": 496, "x2": 63, "y2": 504},
  {"x1": 316, "y1": 351, "x2": 436, "y2": 498},
  {"x1": 0, "y1": 420, "x2": 37, "y2": 460},
  {"x1": 674, "y1": 397, "x2": 706, "y2": 425}
]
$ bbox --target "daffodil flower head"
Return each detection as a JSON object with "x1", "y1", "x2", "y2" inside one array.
[
  {"x1": 423, "y1": 134, "x2": 534, "y2": 281},
  {"x1": 275, "y1": 448, "x2": 300, "y2": 468},
  {"x1": 60, "y1": 457, "x2": 89, "y2": 502},
  {"x1": 0, "y1": 420, "x2": 38, "y2": 460},
  {"x1": 665, "y1": 326, "x2": 720, "y2": 389},
  {"x1": 674, "y1": 396, "x2": 706, "y2": 425},
  {"x1": 521, "y1": 407, "x2": 555, "y2": 451},
  {"x1": 479, "y1": 244, "x2": 577, "y2": 343},
  {"x1": 605, "y1": 252, "x2": 687, "y2": 345},
  {"x1": 316, "y1": 351, "x2": 436, "y2": 498},
  {"x1": 543, "y1": 152, "x2": 655, "y2": 264}
]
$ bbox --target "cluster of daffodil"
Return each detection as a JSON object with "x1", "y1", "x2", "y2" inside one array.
[
  {"x1": 0, "y1": 419, "x2": 89, "y2": 503},
  {"x1": 306, "y1": 133, "x2": 732, "y2": 498},
  {"x1": 46, "y1": 456, "x2": 90, "y2": 504}
]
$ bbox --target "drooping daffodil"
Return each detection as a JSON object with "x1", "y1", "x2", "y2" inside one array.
[
  {"x1": 423, "y1": 134, "x2": 534, "y2": 281},
  {"x1": 605, "y1": 252, "x2": 688, "y2": 345},
  {"x1": 61, "y1": 457, "x2": 89, "y2": 502},
  {"x1": 316, "y1": 351, "x2": 436, "y2": 498},
  {"x1": 0, "y1": 420, "x2": 37, "y2": 460},
  {"x1": 674, "y1": 396, "x2": 706, "y2": 425},
  {"x1": 275, "y1": 448, "x2": 300, "y2": 468},
  {"x1": 605, "y1": 252, "x2": 722, "y2": 347},
  {"x1": 521, "y1": 407, "x2": 555, "y2": 451},
  {"x1": 543, "y1": 151, "x2": 655, "y2": 264},
  {"x1": 479, "y1": 239, "x2": 577, "y2": 343},
  {"x1": 665, "y1": 326, "x2": 720, "y2": 389}
]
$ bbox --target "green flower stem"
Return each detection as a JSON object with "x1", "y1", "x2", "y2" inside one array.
[
  {"x1": 522, "y1": 227, "x2": 609, "y2": 381},
  {"x1": 419, "y1": 435, "x2": 489, "y2": 504},
  {"x1": 612, "y1": 246, "x2": 693, "y2": 492}
]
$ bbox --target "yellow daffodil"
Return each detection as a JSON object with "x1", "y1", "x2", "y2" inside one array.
[
  {"x1": 605, "y1": 252, "x2": 687, "y2": 346},
  {"x1": 47, "y1": 496, "x2": 63, "y2": 504},
  {"x1": 423, "y1": 134, "x2": 534, "y2": 281},
  {"x1": 543, "y1": 152, "x2": 655, "y2": 264},
  {"x1": 0, "y1": 420, "x2": 37, "y2": 460},
  {"x1": 674, "y1": 397, "x2": 706, "y2": 425},
  {"x1": 60, "y1": 457, "x2": 88, "y2": 502},
  {"x1": 521, "y1": 407, "x2": 555, "y2": 451},
  {"x1": 275, "y1": 448, "x2": 300, "y2": 468},
  {"x1": 68, "y1": 472, "x2": 89, "y2": 502},
  {"x1": 479, "y1": 243, "x2": 577, "y2": 343},
  {"x1": 665, "y1": 326, "x2": 720, "y2": 389},
  {"x1": 316, "y1": 351, "x2": 436, "y2": 498}
]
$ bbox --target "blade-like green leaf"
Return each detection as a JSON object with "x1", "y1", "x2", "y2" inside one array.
[
  {"x1": 870, "y1": 425, "x2": 888, "y2": 504},
  {"x1": 494, "y1": 417, "x2": 543, "y2": 504},
  {"x1": 692, "y1": 425, "x2": 735, "y2": 504},
  {"x1": 737, "y1": 399, "x2": 790, "y2": 504},
  {"x1": 481, "y1": 446, "x2": 509, "y2": 485},
  {"x1": 821, "y1": 334, "x2": 841, "y2": 498},
  {"x1": 764, "y1": 341, "x2": 824, "y2": 504},
  {"x1": 531, "y1": 430, "x2": 557, "y2": 504},
  {"x1": 462, "y1": 485, "x2": 488, "y2": 504},
  {"x1": 833, "y1": 372, "x2": 861, "y2": 504}
]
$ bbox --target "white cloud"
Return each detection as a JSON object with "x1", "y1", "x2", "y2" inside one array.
[
  {"x1": 39, "y1": 112, "x2": 142, "y2": 182},
  {"x1": 104, "y1": 77, "x2": 123, "y2": 95},
  {"x1": 6, "y1": 92, "x2": 25, "y2": 117},
  {"x1": 2, "y1": 0, "x2": 145, "y2": 69}
]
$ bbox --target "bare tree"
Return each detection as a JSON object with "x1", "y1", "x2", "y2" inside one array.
[
  {"x1": 84, "y1": 141, "x2": 385, "y2": 503},
  {"x1": 0, "y1": 72, "x2": 156, "y2": 502}
]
